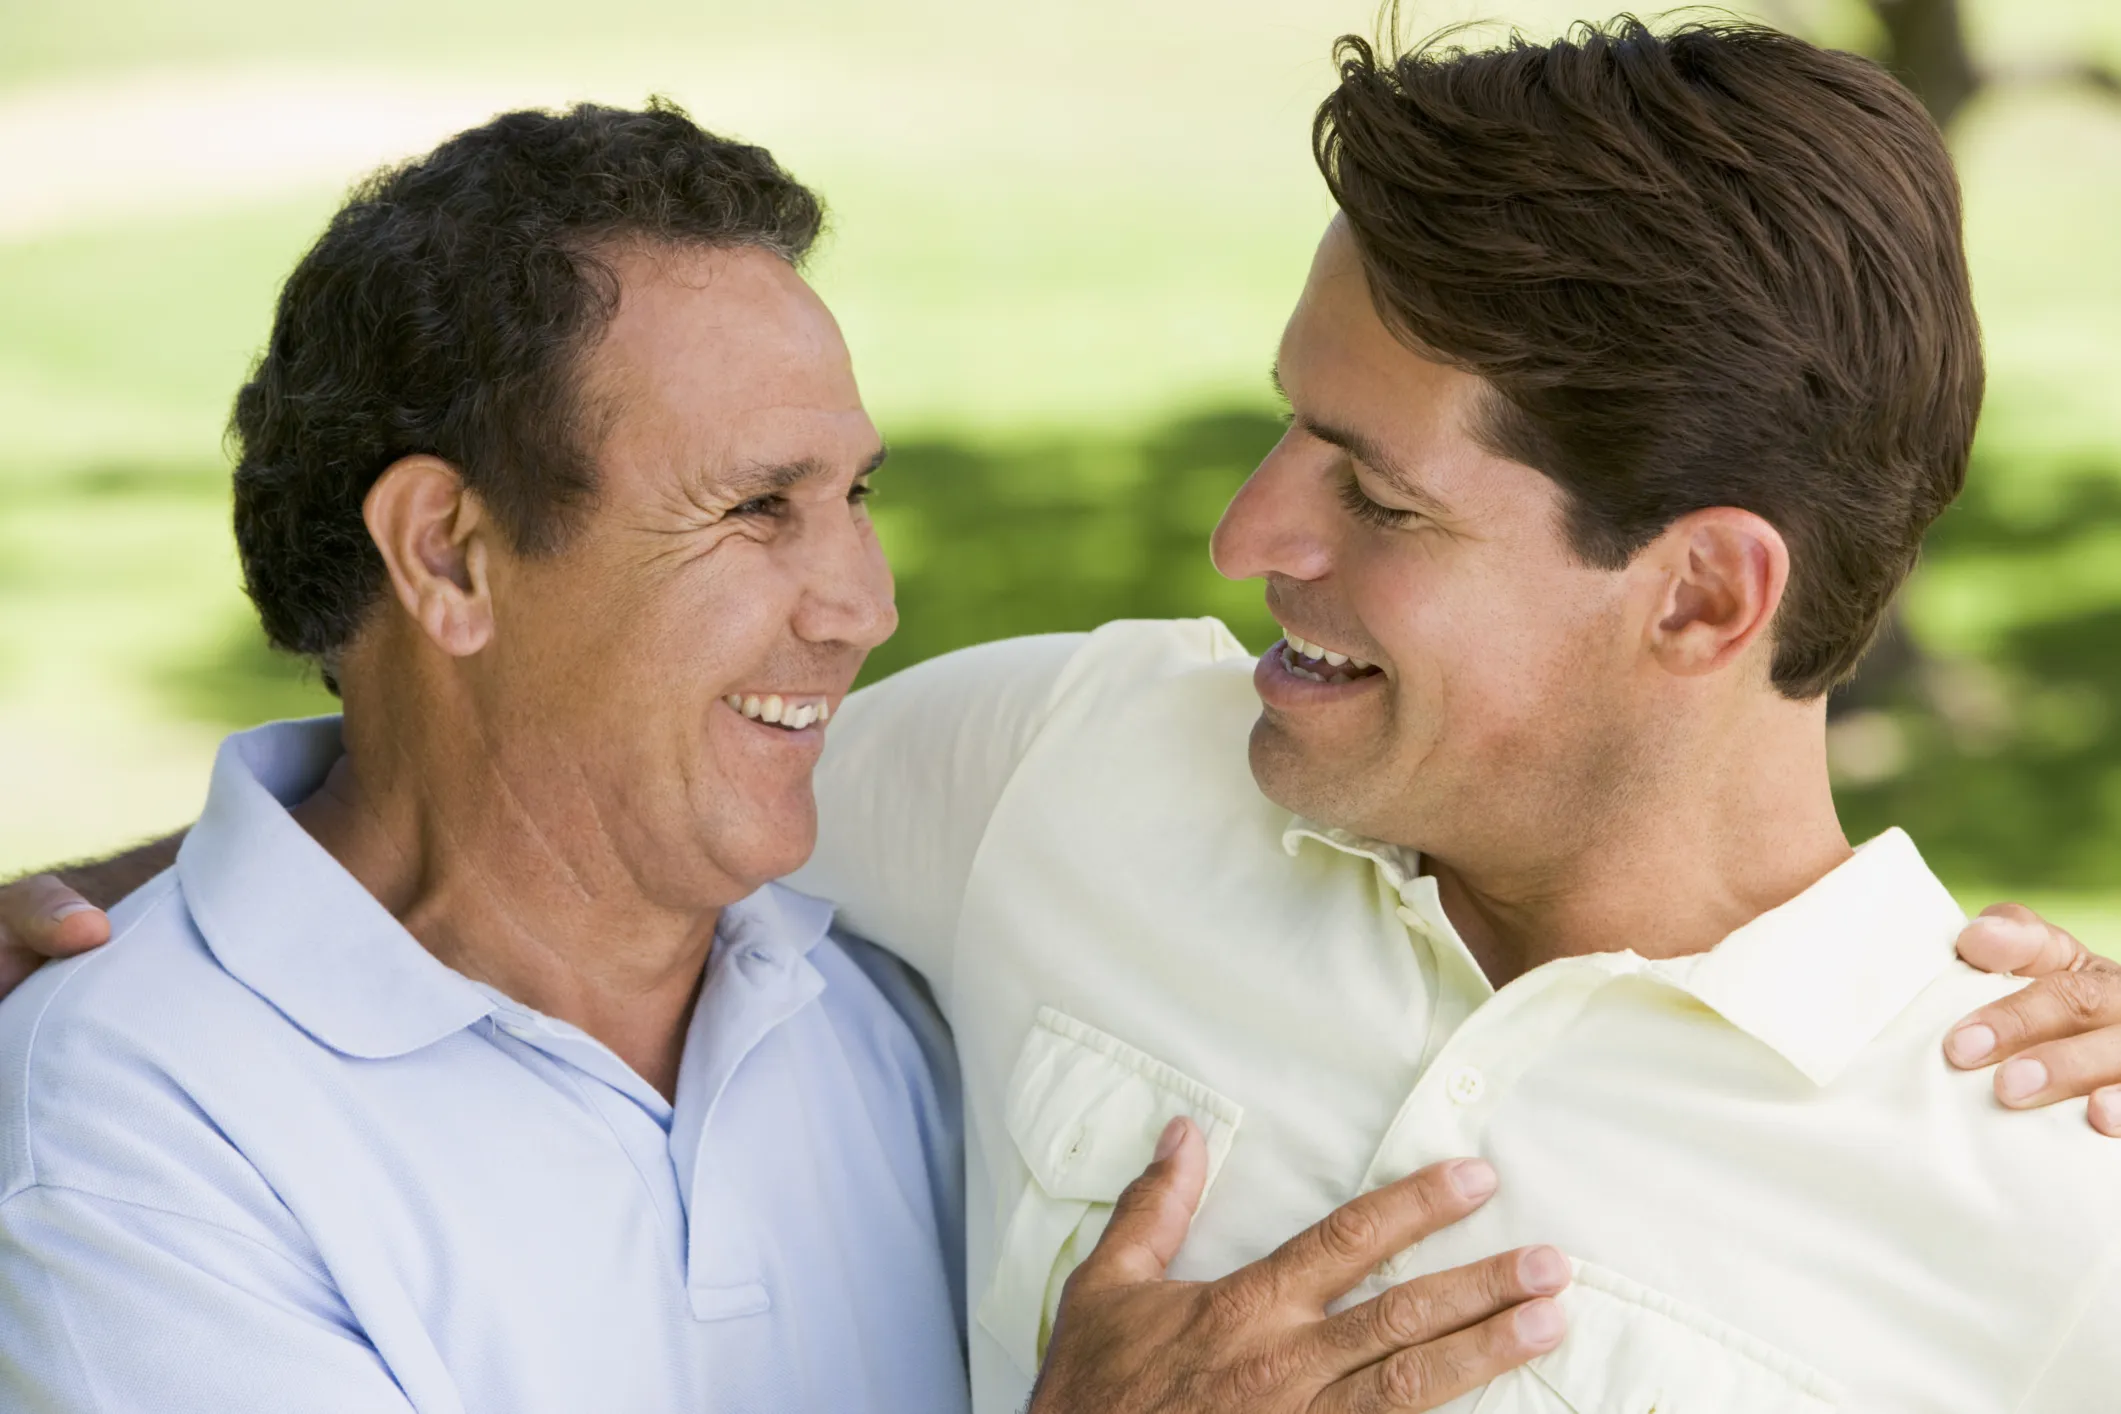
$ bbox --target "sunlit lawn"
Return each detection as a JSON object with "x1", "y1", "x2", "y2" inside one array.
[{"x1": 2, "y1": 0, "x2": 2120, "y2": 956}]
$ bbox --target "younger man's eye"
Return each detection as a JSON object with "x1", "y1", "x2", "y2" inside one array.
[{"x1": 1335, "y1": 474, "x2": 1422, "y2": 530}]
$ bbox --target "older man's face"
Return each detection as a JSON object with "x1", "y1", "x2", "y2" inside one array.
[{"x1": 477, "y1": 243, "x2": 896, "y2": 907}]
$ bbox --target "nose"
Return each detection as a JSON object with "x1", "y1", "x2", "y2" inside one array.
[
  {"x1": 1210, "y1": 432, "x2": 1335, "y2": 585},
  {"x1": 792, "y1": 507, "x2": 898, "y2": 652}
]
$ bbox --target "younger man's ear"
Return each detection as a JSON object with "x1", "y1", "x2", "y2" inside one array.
[
  {"x1": 1642, "y1": 506, "x2": 1790, "y2": 680},
  {"x1": 362, "y1": 455, "x2": 495, "y2": 659}
]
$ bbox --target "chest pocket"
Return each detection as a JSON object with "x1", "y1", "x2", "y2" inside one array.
[
  {"x1": 1473, "y1": 1261, "x2": 1847, "y2": 1414},
  {"x1": 975, "y1": 1006, "x2": 1243, "y2": 1376}
]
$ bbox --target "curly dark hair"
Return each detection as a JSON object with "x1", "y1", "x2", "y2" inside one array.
[
  {"x1": 230, "y1": 99, "x2": 824, "y2": 690},
  {"x1": 1315, "y1": 17, "x2": 1981, "y2": 698}
]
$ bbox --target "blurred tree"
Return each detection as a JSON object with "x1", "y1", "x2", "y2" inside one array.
[{"x1": 1831, "y1": 0, "x2": 2120, "y2": 716}]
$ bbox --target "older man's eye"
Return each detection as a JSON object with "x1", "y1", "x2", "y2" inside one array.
[
  {"x1": 730, "y1": 494, "x2": 786, "y2": 519},
  {"x1": 1335, "y1": 474, "x2": 1420, "y2": 529}
]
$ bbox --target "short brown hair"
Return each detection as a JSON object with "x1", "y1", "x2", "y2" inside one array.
[{"x1": 1315, "y1": 16, "x2": 1981, "y2": 698}]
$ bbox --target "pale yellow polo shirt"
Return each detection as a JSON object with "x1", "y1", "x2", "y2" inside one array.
[{"x1": 790, "y1": 618, "x2": 2121, "y2": 1414}]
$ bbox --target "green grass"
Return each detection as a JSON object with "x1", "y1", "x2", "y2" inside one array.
[{"x1": 4, "y1": 0, "x2": 2121, "y2": 951}]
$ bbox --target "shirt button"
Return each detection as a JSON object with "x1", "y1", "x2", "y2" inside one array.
[
  {"x1": 1445, "y1": 1064, "x2": 1487, "y2": 1106},
  {"x1": 497, "y1": 1019, "x2": 537, "y2": 1042}
]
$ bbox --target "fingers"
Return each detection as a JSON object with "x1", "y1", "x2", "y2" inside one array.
[
  {"x1": 1314, "y1": 1297, "x2": 1566, "y2": 1414},
  {"x1": 1064, "y1": 1118, "x2": 1208, "y2": 1295},
  {"x1": 1954, "y1": 904, "x2": 2088, "y2": 980},
  {"x1": 1311, "y1": 1244, "x2": 1570, "y2": 1374},
  {"x1": 1246, "y1": 1159, "x2": 1498, "y2": 1310},
  {"x1": 1986, "y1": 1022, "x2": 2121, "y2": 1110},
  {"x1": 1946, "y1": 955, "x2": 2121, "y2": 1070},
  {"x1": 0, "y1": 875, "x2": 110, "y2": 960},
  {"x1": 2091, "y1": 1087, "x2": 2121, "y2": 1139}
]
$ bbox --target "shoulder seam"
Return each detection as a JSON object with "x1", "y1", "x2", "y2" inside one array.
[
  {"x1": 7, "y1": 879, "x2": 185, "y2": 1200},
  {"x1": 0, "y1": 1180, "x2": 336, "y2": 1294}
]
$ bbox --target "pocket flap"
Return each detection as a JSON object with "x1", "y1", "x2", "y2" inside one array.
[
  {"x1": 1002, "y1": 1007, "x2": 1244, "y2": 1202},
  {"x1": 1512, "y1": 1261, "x2": 1846, "y2": 1412}
]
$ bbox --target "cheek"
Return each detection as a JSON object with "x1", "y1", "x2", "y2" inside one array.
[{"x1": 630, "y1": 553, "x2": 799, "y2": 684}]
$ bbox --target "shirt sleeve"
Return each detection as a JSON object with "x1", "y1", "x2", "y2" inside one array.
[
  {"x1": 0, "y1": 1184, "x2": 417, "y2": 1413},
  {"x1": 786, "y1": 633, "x2": 1089, "y2": 1009}
]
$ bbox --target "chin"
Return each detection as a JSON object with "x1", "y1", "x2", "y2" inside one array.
[{"x1": 1247, "y1": 716, "x2": 1335, "y2": 821}]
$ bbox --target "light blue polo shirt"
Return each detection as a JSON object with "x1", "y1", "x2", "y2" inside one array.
[{"x1": 0, "y1": 719, "x2": 971, "y2": 1414}]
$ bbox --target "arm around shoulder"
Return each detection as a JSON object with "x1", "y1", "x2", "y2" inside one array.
[
  {"x1": 0, "y1": 830, "x2": 187, "y2": 998},
  {"x1": 788, "y1": 633, "x2": 1088, "y2": 1003}
]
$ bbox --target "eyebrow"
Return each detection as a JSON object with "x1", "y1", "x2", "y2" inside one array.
[
  {"x1": 722, "y1": 443, "x2": 889, "y2": 499},
  {"x1": 1269, "y1": 363, "x2": 1453, "y2": 520}
]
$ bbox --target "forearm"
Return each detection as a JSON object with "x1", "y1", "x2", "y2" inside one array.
[{"x1": 43, "y1": 831, "x2": 187, "y2": 908}]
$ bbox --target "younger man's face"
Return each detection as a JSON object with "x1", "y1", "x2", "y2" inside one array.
[{"x1": 1211, "y1": 219, "x2": 1657, "y2": 871}]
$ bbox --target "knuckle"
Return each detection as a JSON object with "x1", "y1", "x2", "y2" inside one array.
[
  {"x1": 1226, "y1": 1349, "x2": 1292, "y2": 1403},
  {"x1": 2046, "y1": 969, "x2": 2111, "y2": 1025},
  {"x1": 1382, "y1": 1346, "x2": 1454, "y2": 1406},
  {"x1": 1374, "y1": 1282, "x2": 1440, "y2": 1347},
  {"x1": 1316, "y1": 1200, "x2": 1386, "y2": 1266},
  {"x1": 1106, "y1": 1175, "x2": 1168, "y2": 1228}
]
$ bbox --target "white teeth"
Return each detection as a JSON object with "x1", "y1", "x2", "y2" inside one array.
[
  {"x1": 1280, "y1": 628, "x2": 1379, "y2": 677},
  {"x1": 729, "y1": 693, "x2": 831, "y2": 730}
]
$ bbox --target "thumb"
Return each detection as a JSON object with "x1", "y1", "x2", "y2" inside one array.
[
  {"x1": 0, "y1": 876, "x2": 110, "y2": 960},
  {"x1": 1065, "y1": 1117, "x2": 1208, "y2": 1296},
  {"x1": 1958, "y1": 904, "x2": 2087, "y2": 979}
]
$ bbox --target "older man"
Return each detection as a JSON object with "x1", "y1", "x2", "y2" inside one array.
[{"x1": 0, "y1": 106, "x2": 971, "y2": 1412}]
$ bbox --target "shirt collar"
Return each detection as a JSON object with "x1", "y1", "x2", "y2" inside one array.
[
  {"x1": 1284, "y1": 815, "x2": 1965, "y2": 1087},
  {"x1": 178, "y1": 717, "x2": 499, "y2": 1060},
  {"x1": 1282, "y1": 816, "x2": 1422, "y2": 890},
  {"x1": 1654, "y1": 828, "x2": 1966, "y2": 1086}
]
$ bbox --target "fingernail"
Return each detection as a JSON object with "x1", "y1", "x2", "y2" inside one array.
[
  {"x1": 1996, "y1": 1057, "x2": 2048, "y2": 1104},
  {"x1": 1154, "y1": 1117, "x2": 1186, "y2": 1161},
  {"x1": 50, "y1": 902, "x2": 94, "y2": 922},
  {"x1": 1515, "y1": 1297, "x2": 1565, "y2": 1349},
  {"x1": 1519, "y1": 1246, "x2": 1571, "y2": 1294},
  {"x1": 2091, "y1": 1088, "x2": 2121, "y2": 1136},
  {"x1": 1449, "y1": 1159, "x2": 1498, "y2": 1201},
  {"x1": 1946, "y1": 1023, "x2": 1996, "y2": 1067}
]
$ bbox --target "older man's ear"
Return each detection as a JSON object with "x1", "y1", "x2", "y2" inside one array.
[{"x1": 363, "y1": 454, "x2": 497, "y2": 660}]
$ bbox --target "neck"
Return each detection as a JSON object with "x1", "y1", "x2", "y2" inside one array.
[
  {"x1": 292, "y1": 656, "x2": 719, "y2": 1102},
  {"x1": 1424, "y1": 690, "x2": 1851, "y2": 989}
]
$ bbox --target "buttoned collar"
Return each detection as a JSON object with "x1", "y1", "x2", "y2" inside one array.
[
  {"x1": 179, "y1": 718, "x2": 499, "y2": 1060},
  {"x1": 1286, "y1": 816, "x2": 1966, "y2": 1087}
]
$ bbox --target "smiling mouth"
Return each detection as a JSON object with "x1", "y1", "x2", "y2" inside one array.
[
  {"x1": 722, "y1": 693, "x2": 833, "y2": 731},
  {"x1": 1279, "y1": 633, "x2": 1384, "y2": 685}
]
